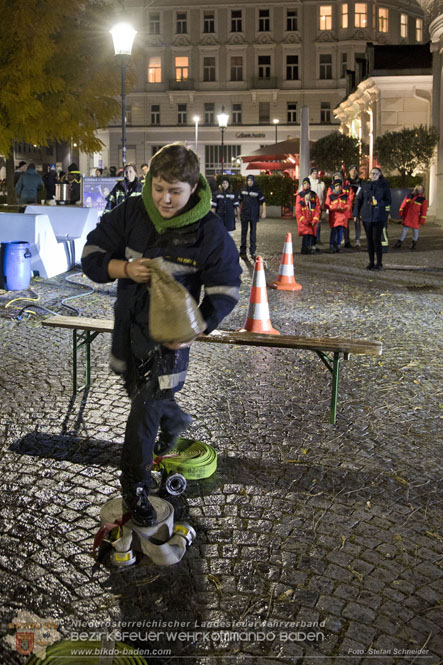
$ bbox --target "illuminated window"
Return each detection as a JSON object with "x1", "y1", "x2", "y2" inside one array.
[
  {"x1": 175, "y1": 56, "x2": 189, "y2": 81},
  {"x1": 287, "y1": 9, "x2": 298, "y2": 31},
  {"x1": 319, "y1": 53, "x2": 332, "y2": 79},
  {"x1": 203, "y1": 11, "x2": 215, "y2": 33},
  {"x1": 149, "y1": 13, "x2": 160, "y2": 34},
  {"x1": 400, "y1": 14, "x2": 408, "y2": 38},
  {"x1": 320, "y1": 6, "x2": 333, "y2": 30},
  {"x1": 378, "y1": 8, "x2": 389, "y2": 33},
  {"x1": 416, "y1": 18, "x2": 423, "y2": 41},
  {"x1": 147, "y1": 56, "x2": 162, "y2": 83},
  {"x1": 341, "y1": 3, "x2": 348, "y2": 28},
  {"x1": 203, "y1": 56, "x2": 216, "y2": 82},
  {"x1": 355, "y1": 3, "x2": 367, "y2": 28}
]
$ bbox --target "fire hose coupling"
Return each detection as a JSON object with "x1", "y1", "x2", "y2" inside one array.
[
  {"x1": 165, "y1": 472, "x2": 187, "y2": 496},
  {"x1": 173, "y1": 522, "x2": 196, "y2": 547},
  {"x1": 110, "y1": 548, "x2": 137, "y2": 567}
]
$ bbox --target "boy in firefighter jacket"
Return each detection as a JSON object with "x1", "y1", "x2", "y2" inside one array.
[
  {"x1": 393, "y1": 185, "x2": 428, "y2": 250},
  {"x1": 325, "y1": 178, "x2": 353, "y2": 253},
  {"x1": 82, "y1": 143, "x2": 242, "y2": 527},
  {"x1": 295, "y1": 177, "x2": 321, "y2": 254}
]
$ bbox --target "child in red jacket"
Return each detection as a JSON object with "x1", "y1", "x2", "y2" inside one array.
[
  {"x1": 325, "y1": 179, "x2": 353, "y2": 253},
  {"x1": 393, "y1": 185, "x2": 427, "y2": 250},
  {"x1": 295, "y1": 177, "x2": 321, "y2": 254}
]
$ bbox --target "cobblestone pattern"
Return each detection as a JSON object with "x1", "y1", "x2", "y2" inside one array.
[{"x1": 0, "y1": 219, "x2": 442, "y2": 664}]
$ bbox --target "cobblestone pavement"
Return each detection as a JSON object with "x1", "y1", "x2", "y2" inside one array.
[{"x1": 0, "y1": 218, "x2": 442, "y2": 664}]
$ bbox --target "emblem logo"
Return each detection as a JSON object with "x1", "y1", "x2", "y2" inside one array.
[{"x1": 16, "y1": 632, "x2": 34, "y2": 655}]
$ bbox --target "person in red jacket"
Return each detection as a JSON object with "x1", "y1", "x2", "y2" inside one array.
[
  {"x1": 325, "y1": 178, "x2": 353, "y2": 253},
  {"x1": 393, "y1": 185, "x2": 428, "y2": 250},
  {"x1": 295, "y1": 177, "x2": 321, "y2": 254}
]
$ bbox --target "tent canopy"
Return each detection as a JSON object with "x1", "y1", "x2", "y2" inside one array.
[{"x1": 241, "y1": 138, "x2": 315, "y2": 163}]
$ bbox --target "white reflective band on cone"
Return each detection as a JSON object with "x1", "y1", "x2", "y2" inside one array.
[
  {"x1": 250, "y1": 302, "x2": 271, "y2": 319},
  {"x1": 278, "y1": 264, "x2": 294, "y2": 276}
]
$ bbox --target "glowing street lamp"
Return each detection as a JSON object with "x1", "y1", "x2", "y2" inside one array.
[
  {"x1": 193, "y1": 115, "x2": 200, "y2": 152},
  {"x1": 110, "y1": 22, "x2": 137, "y2": 167},
  {"x1": 273, "y1": 118, "x2": 280, "y2": 143},
  {"x1": 217, "y1": 108, "x2": 229, "y2": 176}
]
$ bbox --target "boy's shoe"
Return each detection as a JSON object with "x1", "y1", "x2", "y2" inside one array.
[
  {"x1": 410, "y1": 241, "x2": 417, "y2": 250},
  {"x1": 123, "y1": 484, "x2": 157, "y2": 527},
  {"x1": 335, "y1": 245, "x2": 340, "y2": 253},
  {"x1": 366, "y1": 263, "x2": 374, "y2": 270},
  {"x1": 393, "y1": 240, "x2": 402, "y2": 249},
  {"x1": 355, "y1": 240, "x2": 361, "y2": 247},
  {"x1": 250, "y1": 254, "x2": 257, "y2": 262},
  {"x1": 374, "y1": 264, "x2": 383, "y2": 270},
  {"x1": 239, "y1": 253, "x2": 247, "y2": 260},
  {"x1": 154, "y1": 413, "x2": 193, "y2": 457},
  {"x1": 329, "y1": 247, "x2": 335, "y2": 253},
  {"x1": 344, "y1": 241, "x2": 352, "y2": 249}
]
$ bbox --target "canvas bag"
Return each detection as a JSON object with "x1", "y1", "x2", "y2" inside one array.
[{"x1": 141, "y1": 257, "x2": 206, "y2": 344}]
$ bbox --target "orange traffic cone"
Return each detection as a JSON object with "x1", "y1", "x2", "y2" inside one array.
[
  {"x1": 241, "y1": 256, "x2": 280, "y2": 335},
  {"x1": 269, "y1": 232, "x2": 302, "y2": 291}
]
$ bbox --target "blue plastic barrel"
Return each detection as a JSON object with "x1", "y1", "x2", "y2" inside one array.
[{"x1": 3, "y1": 241, "x2": 32, "y2": 290}]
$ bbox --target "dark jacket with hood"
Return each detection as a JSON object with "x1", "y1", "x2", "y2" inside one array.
[
  {"x1": 239, "y1": 176, "x2": 265, "y2": 223},
  {"x1": 103, "y1": 177, "x2": 143, "y2": 214},
  {"x1": 15, "y1": 167, "x2": 44, "y2": 203},
  {"x1": 81, "y1": 174, "x2": 241, "y2": 396},
  {"x1": 353, "y1": 176, "x2": 391, "y2": 223}
]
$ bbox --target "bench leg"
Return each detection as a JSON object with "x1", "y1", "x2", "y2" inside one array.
[
  {"x1": 315, "y1": 350, "x2": 341, "y2": 424},
  {"x1": 72, "y1": 329, "x2": 95, "y2": 394}
]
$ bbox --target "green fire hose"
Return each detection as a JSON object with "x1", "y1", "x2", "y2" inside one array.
[{"x1": 154, "y1": 438, "x2": 217, "y2": 480}]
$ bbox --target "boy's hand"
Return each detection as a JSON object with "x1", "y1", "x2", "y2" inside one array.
[
  {"x1": 261, "y1": 211, "x2": 266, "y2": 219},
  {"x1": 126, "y1": 258, "x2": 151, "y2": 283}
]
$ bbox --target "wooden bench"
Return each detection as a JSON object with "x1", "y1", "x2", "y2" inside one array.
[{"x1": 41, "y1": 315, "x2": 382, "y2": 424}]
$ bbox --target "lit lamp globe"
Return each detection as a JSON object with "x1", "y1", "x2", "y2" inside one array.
[{"x1": 110, "y1": 22, "x2": 137, "y2": 55}]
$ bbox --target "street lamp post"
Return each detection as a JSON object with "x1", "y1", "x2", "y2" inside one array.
[
  {"x1": 217, "y1": 109, "x2": 229, "y2": 176},
  {"x1": 193, "y1": 115, "x2": 200, "y2": 153},
  {"x1": 273, "y1": 118, "x2": 280, "y2": 143},
  {"x1": 110, "y1": 22, "x2": 137, "y2": 168}
]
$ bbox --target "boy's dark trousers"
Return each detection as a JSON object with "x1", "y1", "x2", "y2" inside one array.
[
  {"x1": 301, "y1": 235, "x2": 314, "y2": 253},
  {"x1": 240, "y1": 218, "x2": 258, "y2": 256},
  {"x1": 120, "y1": 378, "x2": 187, "y2": 493},
  {"x1": 363, "y1": 221, "x2": 384, "y2": 266}
]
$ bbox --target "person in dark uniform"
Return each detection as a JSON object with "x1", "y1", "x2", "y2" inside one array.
[
  {"x1": 238, "y1": 175, "x2": 266, "y2": 261},
  {"x1": 67, "y1": 163, "x2": 82, "y2": 204},
  {"x1": 353, "y1": 167, "x2": 391, "y2": 270},
  {"x1": 211, "y1": 178, "x2": 240, "y2": 235}
]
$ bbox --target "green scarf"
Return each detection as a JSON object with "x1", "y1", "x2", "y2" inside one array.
[{"x1": 142, "y1": 172, "x2": 212, "y2": 234}]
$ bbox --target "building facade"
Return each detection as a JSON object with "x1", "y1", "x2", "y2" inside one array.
[{"x1": 83, "y1": 0, "x2": 426, "y2": 177}]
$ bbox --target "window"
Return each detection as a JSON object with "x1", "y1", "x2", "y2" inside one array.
[
  {"x1": 286, "y1": 55, "x2": 299, "y2": 80},
  {"x1": 319, "y1": 53, "x2": 332, "y2": 79},
  {"x1": 203, "y1": 56, "x2": 216, "y2": 82},
  {"x1": 178, "y1": 103, "x2": 187, "y2": 124},
  {"x1": 321, "y1": 102, "x2": 331, "y2": 123},
  {"x1": 378, "y1": 8, "x2": 389, "y2": 32},
  {"x1": 203, "y1": 11, "x2": 215, "y2": 33},
  {"x1": 259, "y1": 9, "x2": 270, "y2": 32},
  {"x1": 287, "y1": 102, "x2": 297, "y2": 123},
  {"x1": 341, "y1": 52, "x2": 347, "y2": 77},
  {"x1": 258, "y1": 55, "x2": 271, "y2": 79},
  {"x1": 341, "y1": 3, "x2": 348, "y2": 28},
  {"x1": 149, "y1": 13, "x2": 160, "y2": 34},
  {"x1": 259, "y1": 102, "x2": 270, "y2": 123},
  {"x1": 230, "y1": 56, "x2": 243, "y2": 81},
  {"x1": 175, "y1": 56, "x2": 189, "y2": 81},
  {"x1": 320, "y1": 6, "x2": 332, "y2": 30},
  {"x1": 231, "y1": 10, "x2": 242, "y2": 32},
  {"x1": 151, "y1": 104, "x2": 160, "y2": 125},
  {"x1": 400, "y1": 14, "x2": 408, "y2": 38},
  {"x1": 148, "y1": 56, "x2": 162, "y2": 83},
  {"x1": 232, "y1": 103, "x2": 242, "y2": 124},
  {"x1": 416, "y1": 18, "x2": 423, "y2": 41},
  {"x1": 176, "y1": 12, "x2": 187, "y2": 34},
  {"x1": 287, "y1": 9, "x2": 298, "y2": 31},
  {"x1": 355, "y1": 3, "x2": 367, "y2": 27},
  {"x1": 205, "y1": 145, "x2": 241, "y2": 175},
  {"x1": 204, "y1": 103, "x2": 215, "y2": 124}
]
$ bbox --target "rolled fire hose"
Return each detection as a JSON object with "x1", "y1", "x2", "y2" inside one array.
[{"x1": 155, "y1": 438, "x2": 217, "y2": 481}]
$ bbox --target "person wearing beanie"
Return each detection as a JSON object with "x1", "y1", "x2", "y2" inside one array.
[
  {"x1": 238, "y1": 174, "x2": 266, "y2": 261},
  {"x1": 211, "y1": 177, "x2": 240, "y2": 235},
  {"x1": 295, "y1": 177, "x2": 321, "y2": 254},
  {"x1": 67, "y1": 162, "x2": 82, "y2": 204},
  {"x1": 325, "y1": 178, "x2": 353, "y2": 253},
  {"x1": 14, "y1": 160, "x2": 27, "y2": 188},
  {"x1": 81, "y1": 142, "x2": 241, "y2": 528}
]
